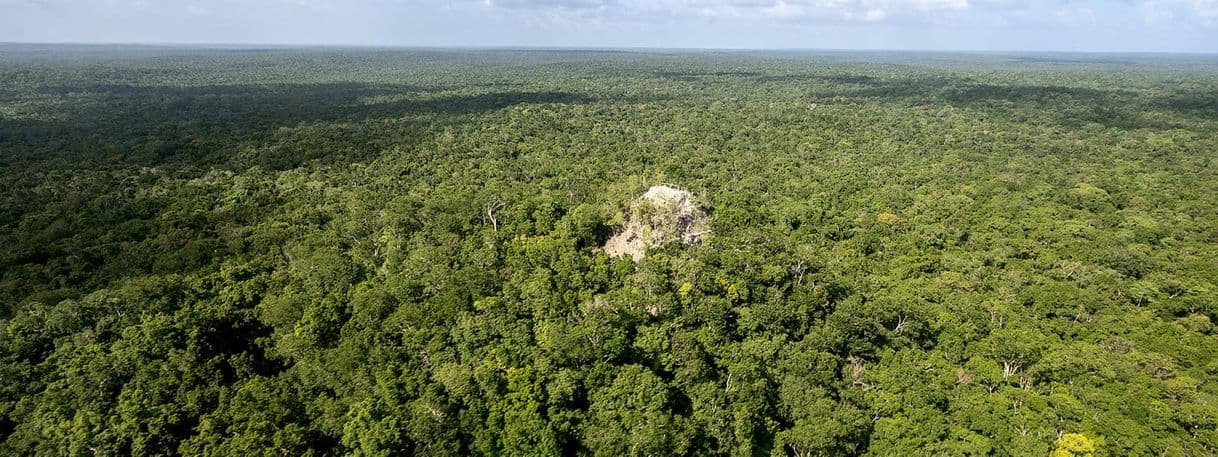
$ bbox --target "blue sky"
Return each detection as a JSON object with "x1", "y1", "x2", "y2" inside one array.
[{"x1": 1, "y1": 0, "x2": 1215, "y2": 52}]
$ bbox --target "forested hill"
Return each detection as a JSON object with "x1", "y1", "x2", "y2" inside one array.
[{"x1": 2, "y1": 46, "x2": 1217, "y2": 456}]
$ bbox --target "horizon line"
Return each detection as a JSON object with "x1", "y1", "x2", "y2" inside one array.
[{"x1": 3, "y1": 41, "x2": 1218, "y2": 56}]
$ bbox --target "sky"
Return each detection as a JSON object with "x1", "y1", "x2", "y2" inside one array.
[{"x1": 0, "y1": 0, "x2": 1216, "y2": 52}]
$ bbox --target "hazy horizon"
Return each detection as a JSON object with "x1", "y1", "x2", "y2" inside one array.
[
  {"x1": 5, "y1": 42, "x2": 1218, "y2": 56},
  {"x1": 1, "y1": 0, "x2": 1216, "y2": 53}
]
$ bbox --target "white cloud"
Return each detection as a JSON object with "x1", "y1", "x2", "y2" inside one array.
[
  {"x1": 1055, "y1": 7, "x2": 1096, "y2": 27},
  {"x1": 855, "y1": 8, "x2": 887, "y2": 21},
  {"x1": 1143, "y1": 0, "x2": 1218, "y2": 25},
  {"x1": 475, "y1": 0, "x2": 985, "y2": 23},
  {"x1": 485, "y1": 0, "x2": 613, "y2": 9},
  {"x1": 763, "y1": 1, "x2": 806, "y2": 18},
  {"x1": 911, "y1": 0, "x2": 968, "y2": 10},
  {"x1": 0, "y1": 0, "x2": 1215, "y2": 50}
]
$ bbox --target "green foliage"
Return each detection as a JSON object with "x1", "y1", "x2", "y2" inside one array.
[
  {"x1": 2, "y1": 46, "x2": 1218, "y2": 455},
  {"x1": 1051, "y1": 433, "x2": 1097, "y2": 457}
]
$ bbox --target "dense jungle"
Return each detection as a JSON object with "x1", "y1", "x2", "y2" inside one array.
[{"x1": 2, "y1": 45, "x2": 1217, "y2": 456}]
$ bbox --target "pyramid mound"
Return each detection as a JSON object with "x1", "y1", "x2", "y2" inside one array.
[{"x1": 604, "y1": 185, "x2": 710, "y2": 261}]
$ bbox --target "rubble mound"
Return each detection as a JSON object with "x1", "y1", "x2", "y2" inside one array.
[{"x1": 604, "y1": 185, "x2": 711, "y2": 261}]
